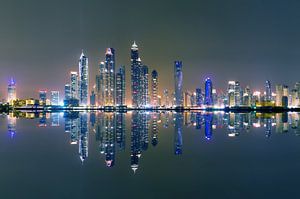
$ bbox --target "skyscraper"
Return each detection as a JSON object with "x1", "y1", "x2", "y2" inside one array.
[
  {"x1": 174, "y1": 61, "x2": 183, "y2": 107},
  {"x1": 130, "y1": 41, "x2": 149, "y2": 108},
  {"x1": 163, "y1": 89, "x2": 169, "y2": 107},
  {"x1": 70, "y1": 71, "x2": 78, "y2": 99},
  {"x1": 50, "y1": 91, "x2": 59, "y2": 105},
  {"x1": 96, "y1": 62, "x2": 105, "y2": 106},
  {"x1": 275, "y1": 85, "x2": 283, "y2": 107},
  {"x1": 104, "y1": 48, "x2": 116, "y2": 106},
  {"x1": 7, "y1": 78, "x2": 16, "y2": 103},
  {"x1": 196, "y1": 88, "x2": 202, "y2": 107},
  {"x1": 151, "y1": 70, "x2": 158, "y2": 107},
  {"x1": 234, "y1": 81, "x2": 241, "y2": 106},
  {"x1": 64, "y1": 84, "x2": 71, "y2": 100},
  {"x1": 78, "y1": 51, "x2": 89, "y2": 106},
  {"x1": 39, "y1": 90, "x2": 47, "y2": 105},
  {"x1": 141, "y1": 65, "x2": 149, "y2": 106},
  {"x1": 228, "y1": 81, "x2": 235, "y2": 107},
  {"x1": 131, "y1": 41, "x2": 142, "y2": 108},
  {"x1": 205, "y1": 78, "x2": 213, "y2": 106},
  {"x1": 265, "y1": 80, "x2": 272, "y2": 102},
  {"x1": 116, "y1": 66, "x2": 126, "y2": 106}
]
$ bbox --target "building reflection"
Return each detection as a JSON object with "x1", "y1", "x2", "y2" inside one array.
[
  {"x1": 7, "y1": 113, "x2": 16, "y2": 138},
  {"x1": 174, "y1": 112, "x2": 183, "y2": 155},
  {"x1": 4, "y1": 111, "x2": 300, "y2": 173}
]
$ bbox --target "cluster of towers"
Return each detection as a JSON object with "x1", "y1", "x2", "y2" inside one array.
[
  {"x1": 131, "y1": 42, "x2": 159, "y2": 108},
  {"x1": 64, "y1": 52, "x2": 89, "y2": 106},
  {"x1": 63, "y1": 42, "x2": 160, "y2": 108}
]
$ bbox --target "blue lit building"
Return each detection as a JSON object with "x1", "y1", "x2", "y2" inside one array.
[
  {"x1": 205, "y1": 78, "x2": 213, "y2": 106},
  {"x1": 151, "y1": 70, "x2": 158, "y2": 107},
  {"x1": 79, "y1": 51, "x2": 89, "y2": 106},
  {"x1": 174, "y1": 61, "x2": 183, "y2": 107},
  {"x1": 7, "y1": 78, "x2": 16, "y2": 103}
]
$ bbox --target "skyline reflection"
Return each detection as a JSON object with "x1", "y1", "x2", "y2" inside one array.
[{"x1": 3, "y1": 111, "x2": 300, "y2": 173}]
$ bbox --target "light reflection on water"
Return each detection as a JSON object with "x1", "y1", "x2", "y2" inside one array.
[{"x1": 1, "y1": 111, "x2": 300, "y2": 198}]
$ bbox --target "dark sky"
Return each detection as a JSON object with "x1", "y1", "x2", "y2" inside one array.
[{"x1": 0, "y1": 0, "x2": 300, "y2": 100}]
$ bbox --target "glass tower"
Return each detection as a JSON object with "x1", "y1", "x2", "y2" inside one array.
[
  {"x1": 174, "y1": 61, "x2": 183, "y2": 107},
  {"x1": 205, "y1": 78, "x2": 213, "y2": 106},
  {"x1": 79, "y1": 51, "x2": 89, "y2": 106},
  {"x1": 7, "y1": 78, "x2": 16, "y2": 103},
  {"x1": 116, "y1": 66, "x2": 126, "y2": 106},
  {"x1": 151, "y1": 70, "x2": 158, "y2": 107},
  {"x1": 104, "y1": 48, "x2": 116, "y2": 106}
]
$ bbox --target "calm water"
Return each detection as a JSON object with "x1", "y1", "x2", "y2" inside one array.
[{"x1": 0, "y1": 111, "x2": 300, "y2": 199}]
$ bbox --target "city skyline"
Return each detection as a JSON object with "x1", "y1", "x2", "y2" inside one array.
[{"x1": 1, "y1": 0, "x2": 300, "y2": 99}]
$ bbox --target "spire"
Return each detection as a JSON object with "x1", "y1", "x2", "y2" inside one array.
[
  {"x1": 80, "y1": 49, "x2": 85, "y2": 58},
  {"x1": 131, "y1": 41, "x2": 138, "y2": 50}
]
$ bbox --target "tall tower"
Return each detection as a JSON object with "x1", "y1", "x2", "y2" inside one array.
[
  {"x1": 141, "y1": 65, "x2": 149, "y2": 106},
  {"x1": 50, "y1": 91, "x2": 59, "y2": 105},
  {"x1": 151, "y1": 70, "x2": 158, "y2": 107},
  {"x1": 96, "y1": 62, "x2": 105, "y2": 106},
  {"x1": 265, "y1": 80, "x2": 272, "y2": 102},
  {"x1": 64, "y1": 84, "x2": 71, "y2": 100},
  {"x1": 234, "y1": 81, "x2": 241, "y2": 106},
  {"x1": 70, "y1": 71, "x2": 78, "y2": 99},
  {"x1": 116, "y1": 66, "x2": 126, "y2": 106},
  {"x1": 131, "y1": 41, "x2": 141, "y2": 108},
  {"x1": 174, "y1": 61, "x2": 183, "y2": 107},
  {"x1": 205, "y1": 78, "x2": 213, "y2": 106},
  {"x1": 79, "y1": 51, "x2": 89, "y2": 106},
  {"x1": 228, "y1": 81, "x2": 235, "y2": 107},
  {"x1": 104, "y1": 48, "x2": 116, "y2": 106},
  {"x1": 275, "y1": 85, "x2": 283, "y2": 106},
  {"x1": 39, "y1": 90, "x2": 47, "y2": 105},
  {"x1": 7, "y1": 78, "x2": 16, "y2": 103}
]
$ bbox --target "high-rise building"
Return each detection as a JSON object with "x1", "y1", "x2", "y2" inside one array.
[
  {"x1": 50, "y1": 91, "x2": 59, "y2": 105},
  {"x1": 39, "y1": 90, "x2": 47, "y2": 105},
  {"x1": 282, "y1": 85, "x2": 289, "y2": 108},
  {"x1": 205, "y1": 78, "x2": 213, "y2": 106},
  {"x1": 163, "y1": 89, "x2": 169, "y2": 107},
  {"x1": 104, "y1": 48, "x2": 116, "y2": 106},
  {"x1": 131, "y1": 41, "x2": 142, "y2": 108},
  {"x1": 64, "y1": 84, "x2": 71, "y2": 100},
  {"x1": 116, "y1": 66, "x2": 126, "y2": 106},
  {"x1": 78, "y1": 51, "x2": 89, "y2": 106},
  {"x1": 265, "y1": 80, "x2": 272, "y2": 101},
  {"x1": 141, "y1": 65, "x2": 149, "y2": 106},
  {"x1": 174, "y1": 61, "x2": 183, "y2": 107},
  {"x1": 7, "y1": 78, "x2": 16, "y2": 103},
  {"x1": 275, "y1": 85, "x2": 283, "y2": 106},
  {"x1": 70, "y1": 71, "x2": 78, "y2": 99},
  {"x1": 151, "y1": 70, "x2": 158, "y2": 107},
  {"x1": 291, "y1": 89, "x2": 299, "y2": 107},
  {"x1": 96, "y1": 62, "x2": 105, "y2": 106},
  {"x1": 234, "y1": 81, "x2": 241, "y2": 106},
  {"x1": 228, "y1": 81, "x2": 235, "y2": 107},
  {"x1": 196, "y1": 88, "x2": 202, "y2": 107},
  {"x1": 130, "y1": 41, "x2": 149, "y2": 107},
  {"x1": 243, "y1": 86, "x2": 251, "y2": 106}
]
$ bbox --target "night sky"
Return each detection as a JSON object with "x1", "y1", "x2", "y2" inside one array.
[{"x1": 0, "y1": 0, "x2": 300, "y2": 100}]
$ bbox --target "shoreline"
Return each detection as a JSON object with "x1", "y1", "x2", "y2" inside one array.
[{"x1": 9, "y1": 106, "x2": 300, "y2": 113}]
